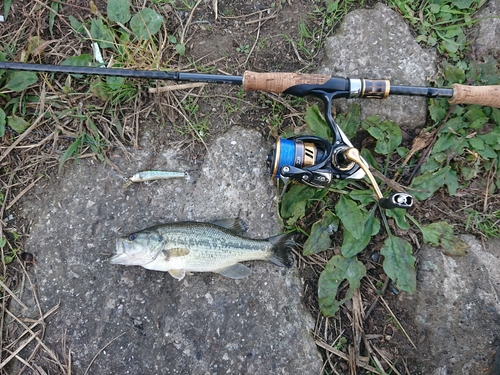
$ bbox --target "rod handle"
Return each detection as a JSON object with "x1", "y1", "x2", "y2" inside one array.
[
  {"x1": 449, "y1": 84, "x2": 500, "y2": 108},
  {"x1": 242, "y1": 71, "x2": 330, "y2": 93}
]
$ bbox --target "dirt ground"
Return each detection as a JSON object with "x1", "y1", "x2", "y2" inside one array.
[{"x1": 1, "y1": 0, "x2": 499, "y2": 374}]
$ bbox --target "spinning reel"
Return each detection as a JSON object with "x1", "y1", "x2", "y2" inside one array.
[{"x1": 266, "y1": 88, "x2": 414, "y2": 210}]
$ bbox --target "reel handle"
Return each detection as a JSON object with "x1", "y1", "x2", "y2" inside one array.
[{"x1": 342, "y1": 148, "x2": 413, "y2": 210}]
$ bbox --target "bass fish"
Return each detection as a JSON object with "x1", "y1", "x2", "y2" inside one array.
[{"x1": 110, "y1": 219, "x2": 295, "y2": 280}]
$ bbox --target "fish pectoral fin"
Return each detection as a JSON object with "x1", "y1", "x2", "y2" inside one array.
[
  {"x1": 166, "y1": 248, "x2": 190, "y2": 257},
  {"x1": 168, "y1": 269, "x2": 186, "y2": 280},
  {"x1": 214, "y1": 264, "x2": 251, "y2": 279},
  {"x1": 210, "y1": 218, "x2": 248, "y2": 235}
]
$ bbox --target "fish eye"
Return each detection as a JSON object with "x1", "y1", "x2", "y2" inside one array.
[{"x1": 128, "y1": 233, "x2": 137, "y2": 241}]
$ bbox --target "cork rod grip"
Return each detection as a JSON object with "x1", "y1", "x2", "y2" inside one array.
[
  {"x1": 242, "y1": 71, "x2": 331, "y2": 93},
  {"x1": 449, "y1": 84, "x2": 500, "y2": 108}
]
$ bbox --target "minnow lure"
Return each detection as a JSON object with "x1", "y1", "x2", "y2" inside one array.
[{"x1": 122, "y1": 171, "x2": 187, "y2": 188}]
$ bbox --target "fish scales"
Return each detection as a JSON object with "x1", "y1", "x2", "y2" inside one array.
[
  {"x1": 157, "y1": 223, "x2": 273, "y2": 267},
  {"x1": 110, "y1": 220, "x2": 294, "y2": 280}
]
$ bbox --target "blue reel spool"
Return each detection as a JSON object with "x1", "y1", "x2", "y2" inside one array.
[{"x1": 270, "y1": 138, "x2": 315, "y2": 178}]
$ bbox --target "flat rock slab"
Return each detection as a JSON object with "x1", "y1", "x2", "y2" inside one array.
[
  {"x1": 12, "y1": 126, "x2": 322, "y2": 374},
  {"x1": 317, "y1": 2, "x2": 437, "y2": 129},
  {"x1": 400, "y1": 235, "x2": 500, "y2": 374}
]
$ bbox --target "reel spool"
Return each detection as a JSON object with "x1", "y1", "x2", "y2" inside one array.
[
  {"x1": 266, "y1": 136, "x2": 335, "y2": 188},
  {"x1": 267, "y1": 138, "x2": 325, "y2": 179}
]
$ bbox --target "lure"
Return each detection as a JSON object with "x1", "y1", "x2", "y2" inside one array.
[{"x1": 122, "y1": 171, "x2": 187, "y2": 188}]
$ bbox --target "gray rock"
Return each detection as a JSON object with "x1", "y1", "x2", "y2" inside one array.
[
  {"x1": 12, "y1": 126, "x2": 322, "y2": 374},
  {"x1": 475, "y1": 0, "x2": 500, "y2": 57},
  {"x1": 317, "y1": 3, "x2": 437, "y2": 129},
  {"x1": 399, "y1": 236, "x2": 500, "y2": 374}
]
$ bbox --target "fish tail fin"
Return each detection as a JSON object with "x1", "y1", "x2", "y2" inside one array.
[{"x1": 268, "y1": 233, "x2": 295, "y2": 268}]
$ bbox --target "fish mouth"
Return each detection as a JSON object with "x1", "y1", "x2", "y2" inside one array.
[
  {"x1": 109, "y1": 239, "x2": 130, "y2": 265},
  {"x1": 109, "y1": 238, "x2": 159, "y2": 266}
]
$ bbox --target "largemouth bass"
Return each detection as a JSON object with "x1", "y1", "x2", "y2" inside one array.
[{"x1": 110, "y1": 219, "x2": 295, "y2": 280}]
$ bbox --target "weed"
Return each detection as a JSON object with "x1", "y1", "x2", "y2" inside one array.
[
  {"x1": 388, "y1": 0, "x2": 481, "y2": 60},
  {"x1": 413, "y1": 59, "x2": 500, "y2": 201},
  {"x1": 236, "y1": 44, "x2": 250, "y2": 55},
  {"x1": 466, "y1": 210, "x2": 500, "y2": 239},
  {"x1": 259, "y1": 94, "x2": 286, "y2": 135},
  {"x1": 284, "y1": 0, "x2": 361, "y2": 61},
  {"x1": 177, "y1": 97, "x2": 211, "y2": 140}
]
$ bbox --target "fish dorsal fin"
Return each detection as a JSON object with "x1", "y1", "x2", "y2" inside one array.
[
  {"x1": 210, "y1": 218, "x2": 248, "y2": 235},
  {"x1": 215, "y1": 263, "x2": 251, "y2": 279},
  {"x1": 168, "y1": 269, "x2": 186, "y2": 280},
  {"x1": 165, "y1": 248, "x2": 190, "y2": 258}
]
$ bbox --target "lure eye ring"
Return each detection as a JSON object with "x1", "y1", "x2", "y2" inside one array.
[{"x1": 128, "y1": 233, "x2": 137, "y2": 241}]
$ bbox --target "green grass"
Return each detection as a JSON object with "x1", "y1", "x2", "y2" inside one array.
[{"x1": 387, "y1": 0, "x2": 482, "y2": 61}]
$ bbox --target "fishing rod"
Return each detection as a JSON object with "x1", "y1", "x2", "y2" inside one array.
[{"x1": 2, "y1": 61, "x2": 499, "y2": 209}]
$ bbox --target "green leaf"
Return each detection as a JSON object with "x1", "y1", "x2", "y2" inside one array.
[
  {"x1": 61, "y1": 54, "x2": 93, "y2": 67},
  {"x1": 489, "y1": 108, "x2": 500, "y2": 126},
  {"x1": 335, "y1": 194, "x2": 364, "y2": 239},
  {"x1": 432, "y1": 133, "x2": 465, "y2": 154},
  {"x1": 59, "y1": 138, "x2": 81, "y2": 173},
  {"x1": 429, "y1": 99, "x2": 448, "y2": 124},
  {"x1": 348, "y1": 189, "x2": 376, "y2": 204},
  {"x1": 386, "y1": 208, "x2": 410, "y2": 230},
  {"x1": 450, "y1": 0, "x2": 475, "y2": 9},
  {"x1": 469, "y1": 117, "x2": 488, "y2": 130},
  {"x1": 69, "y1": 15, "x2": 85, "y2": 34},
  {"x1": 380, "y1": 236, "x2": 416, "y2": 293},
  {"x1": 360, "y1": 148, "x2": 381, "y2": 171},
  {"x1": 341, "y1": 212, "x2": 380, "y2": 258},
  {"x1": 304, "y1": 104, "x2": 331, "y2": 140},
  {"x1": 280, "y1": 184, "x2": 325, "y2": 225},
  {"x1": 478, "y1": 56, "x2": 500, "y2": 85},
  {"x1": 303, "y1": 211, "x2": 339, "y2": 256},
  {"x1": 468, "y1": 137, "x2": 484, "y2": 151},
  {"x1": 410, "y1": 166, "x2": 452, "y2": 200},
  {"x1": 130, "y1": 8, "x2": 164, "y2": 40},
  {"x1": 318, "y1": 255, "x2": 366, "y2": 317},
  {"x1": 106, "y1": 76, "x2": 125, "y2": 90},
  {"x1": 91, "y1": 18, "x2": 115, "y2": 49},
  {"x1": 61, "y1": 54, "x2": 93, "y2": 78},
  {"x1": 5, "y1": 72, "x2": 38, "y2": 92},
  {"x1": 0, "y1": 108, "x2": 5, "y2": 137},
  {"x1": 444, "y1": 64, "x2": 465, "y2": 84},
  {"x1": 107, "y1": 0, "x2": 131, "y2": 24},
  {"x1": 443, "y1": 169, "x2": 458, "y2": 196},
  {"x1": 361, "y1": 117, "x2": 401, "y2": 155},
  {"x1": 49, "y1": 1, "x2": 58, "y2": 36},
  {"x1": 4, "y1": 0, "x2": 12, "y2": 20},
  {"x1": 420, "y1": 221, "x2": 467, "y2": 256},
  {"x1": 464, "y1": 107, "x2": 486, "y2": 122},
  {"x1": 175, "y1": 43, "x2": 186, "y2": 56},
  {"x1": 420, "y1": 222, "x2": 441, "y2": 245},
  {"x1": 8, "y1": 115, "x2": 30, "y2": 133},
  {"x1": 336, "y1": 103, "x2": 361, "y2": 139}
]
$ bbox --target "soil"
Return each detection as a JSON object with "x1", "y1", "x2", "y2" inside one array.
[{"x1": 1, "y1": 0, "x2": 499, "y2": 374}]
